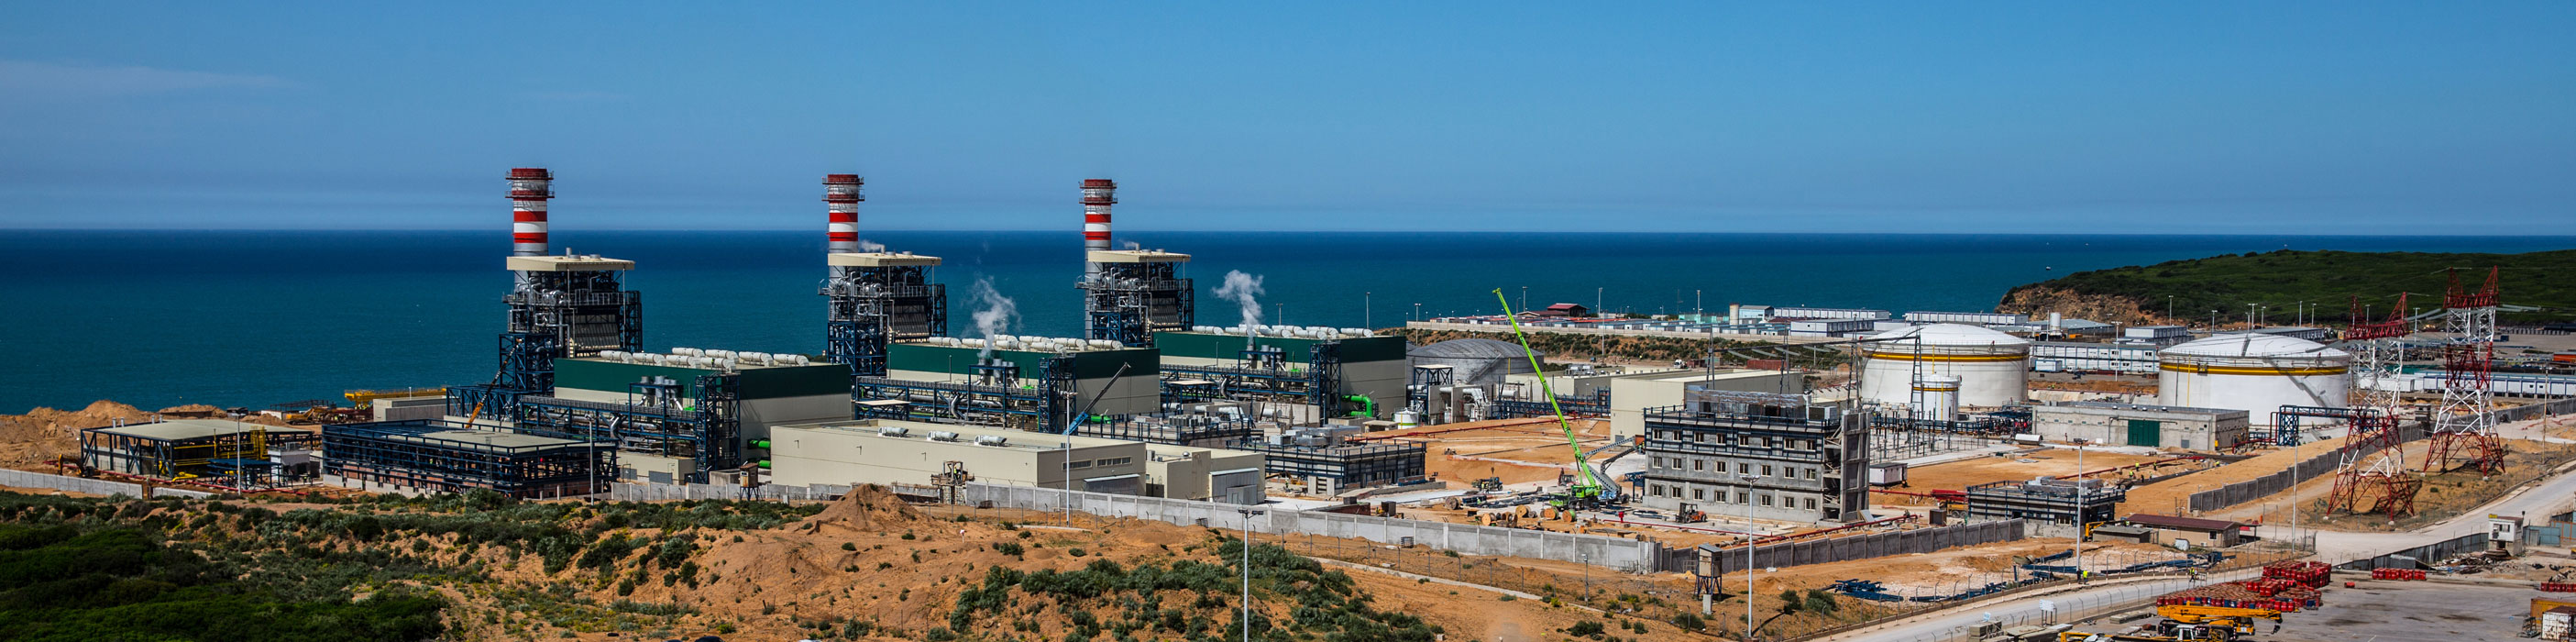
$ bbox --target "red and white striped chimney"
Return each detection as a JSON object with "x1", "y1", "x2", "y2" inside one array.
[
  {"x1": 824, "y1": 174, "x2": 863, "y2": 254},
  {"x1": 1082, "y1": 178, "x2": 1116, "y2": 279},
  {"x1": 507, "y1": 168, "x2": 554, "y2": 257}
]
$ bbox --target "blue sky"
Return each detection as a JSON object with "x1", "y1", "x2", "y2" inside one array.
[{"x1": 0, "y1": 3, "x2": 2570, "y2": 234}]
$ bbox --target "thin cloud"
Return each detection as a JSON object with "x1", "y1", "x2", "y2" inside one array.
[{"x1": 0, "y1": 60, "x2": 293, "y2": 98}]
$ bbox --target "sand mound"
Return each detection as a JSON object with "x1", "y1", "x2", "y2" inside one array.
[{"x1": 798, "y1": 484, "x2": 927, "y2": 532}]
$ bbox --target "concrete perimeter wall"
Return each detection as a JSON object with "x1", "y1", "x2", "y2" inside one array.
[
  {"x1": 1689, "y1": 519, "x2": 2027, "y2": 574},
  {"x1": 959, "y1": 482, "x2": 1668, "y2": 573},
  {"x1": 0, "y1": 469, "x2": 213, "y2": 499}
]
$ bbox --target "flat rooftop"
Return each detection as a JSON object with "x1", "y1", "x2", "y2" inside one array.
[
  {"x1": 773, "y1": 418, "x2": 1141, "y2": 453},
  {"x1": 504, "y1": 255, "x2": 635, "y2": 271},
  {"x1": 826, "y1": 251, "x2": 941, "y2": 268},
  {"x1": 90, "y1": 419, "x2": 314, "y2": 442},
  {"x1": 1086, "y1": 249, "x2": 1190, "y2": 263}
]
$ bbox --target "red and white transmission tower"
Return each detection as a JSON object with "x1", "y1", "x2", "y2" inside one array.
[
  {"x1": 2423, "y1": 268, "x2": 2504, "y2": 476},
  {"x1": 2328, "y1": 293, "x2": 2421, "y2": 521}
]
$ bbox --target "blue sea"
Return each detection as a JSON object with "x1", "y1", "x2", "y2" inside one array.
[{"x1": 4, "y1": 230, "x2": 2569, "y2": 413}]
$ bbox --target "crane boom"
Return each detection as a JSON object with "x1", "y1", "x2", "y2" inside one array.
[{"x1": 1492, "y1": 289, "x2": 1603, "y2": 503}]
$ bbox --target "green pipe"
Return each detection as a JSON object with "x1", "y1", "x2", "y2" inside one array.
[
  {"x1": 750, "y1": 439, "x2": 771, "y2": 449},
  {"x1": 755, "y1": 459, "x2": 772, "y2": 470},
  {"x1": 1343, "y1": 394, "x2": 1376, "y2": 417}
]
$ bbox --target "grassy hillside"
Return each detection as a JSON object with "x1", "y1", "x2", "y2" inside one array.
[{"x1": 1996, "y1": 249, "x2": 2576, "y2": 326}]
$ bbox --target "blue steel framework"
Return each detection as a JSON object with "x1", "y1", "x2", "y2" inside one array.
[
  {"x1": 1491, "y1": 389, "x2": 1612, "y2": 420},
  {"x1": 454, "y1": 268, "x2": 644, "y2": 419},
  {"x1": 1158, "y1": 342, "x2": 1358, "y2": 416},
  {"x1": 323, "y1": 419, "x2": 614, "y2": 498},
  {"x1": 822, "y1": 264, "x2": 947, "y2": 377},
  {"x1": 78, "y1": 426, "x2": 321, "y2": 488},
  {"x1": 1225, "y1": 439, "x2": 1426, "y2": 488},
  {"x1": 852, "y1": 356, "x2": 1082, "y2": 433},
  {"x1": 504, "y1": 374, "x2": 743, "y2": 482},
  {"x1": 1080, "y1": 260, "x2": 1193, "y2": 348}
]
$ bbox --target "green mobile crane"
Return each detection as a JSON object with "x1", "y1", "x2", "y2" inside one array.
[{"x1": 1492, "y1": 289, "x2": 1610, "y2": 508}]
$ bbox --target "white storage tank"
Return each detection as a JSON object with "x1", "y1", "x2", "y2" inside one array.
[
  {"x1": 1913, "y1": 374, "x2": 1962, "y2": 421},
  {"x1": 2158, "y1": 333, "x2": 2351, "y2": 423},
  {"x1": 1860, "y1": 323, "x2": 2031, "y2": 408}
]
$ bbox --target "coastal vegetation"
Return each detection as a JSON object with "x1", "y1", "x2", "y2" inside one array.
[{"x1": 1996, "y1": 249, "x2": 2576, "y2": 326}]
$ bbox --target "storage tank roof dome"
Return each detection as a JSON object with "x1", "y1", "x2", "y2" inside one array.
[
  {"x1": 1408, "y1": 338, "x2": 1536, "y2": 360},
  {"x1": 1868, "y1": 323, "x2": 2031, "y2": 348},
  {"x1": 2163, "y1": 333, "x2": 2350, "y2": 360}
]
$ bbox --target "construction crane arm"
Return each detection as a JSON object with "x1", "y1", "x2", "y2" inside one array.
[{"x1": 1492, "y1": 289, "x2": 1603, "y2": 500}]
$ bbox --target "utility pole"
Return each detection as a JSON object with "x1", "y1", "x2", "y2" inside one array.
[
  {"x1": 1364, "y1": 292, "x2": 1371, "y2": 329},
  {"x1": 1238, "y1": 507, "x2": 1266, "y2": 642},
  {"x1": 2166, "y1": 295, "x2": 2174, "y2": 323}
]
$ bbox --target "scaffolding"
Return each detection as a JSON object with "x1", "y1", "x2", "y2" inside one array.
[
  {"x1": 1639, "y1": 390, "x2": 1870, "y2": 522},
  {"x1": 1962, "y1": 478, "x2": 2124, "y2": 528},
  {"x1": 502, "y1": 373, "x2": 743, "y2": 483},
  {"x1": 323, "y1": 419, "x2": 614, "y2": 498},
  {"x1": 2425, "y1": 268, "x2": 2504, "y2": 476},
  {"x1": 1227, "y1": 439, "x2": 1426, "y2": 493},
  {"x1": 1490, "y1": 389, "x2": 1612, "y2": 420},
  {"x1": 822, "y1": 262, "x2": 946, "y2": 377},
  {"x1": 1080, "y1": 259, "x2": 1193, "y2": 348}
]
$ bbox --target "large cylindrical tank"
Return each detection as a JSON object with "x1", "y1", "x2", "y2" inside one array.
[
  {"x1": 2158, "y1": 333, "x2": 2351, "y2": 422},
  {"x1": 1860, "y1": 324, "x2": 2031, "y2": 408}
]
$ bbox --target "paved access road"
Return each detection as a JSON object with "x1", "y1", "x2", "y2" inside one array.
[{"x1": 1823, "y1": 454, "x2": 2576, "y2": 641}]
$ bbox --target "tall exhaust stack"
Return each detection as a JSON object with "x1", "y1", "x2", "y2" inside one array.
[
  {"x1": 508, "y1": 168, "x2": 554, "y2": 257},
  {"x1": 825, "y1": 174, "x2": 863, "y2": 261},
  {"x1": 1082, "y1": 178, "x2": 1117, "y2": 280}
]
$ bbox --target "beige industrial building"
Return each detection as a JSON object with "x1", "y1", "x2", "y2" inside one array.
[
  {"x1": 1603, "y1": 369, "x2": 1808, "y2": 438},
  {"x1": 2030, "y1": 401, "x2": 2251, "y2": 451},
  {"x1": 765, "y1": 419, "x2": 1265, "y2": 504}
]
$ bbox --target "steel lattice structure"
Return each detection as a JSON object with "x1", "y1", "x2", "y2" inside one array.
[{"x1": 2424, "y1": 268, "x2": 2504, "y2": 476}]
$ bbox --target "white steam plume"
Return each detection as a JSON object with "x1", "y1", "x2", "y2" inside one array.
[
  {"x1": 1214, "y1": 271, "x2": 1266, "y2": 332},
  {"x1": 1120, "y1": 240, "x2": 1141, "y2": 250},
  {"x1": 856, "y1": 238, "x2": 887, "y2": 252},
  {"x1": 969, "y1": 277, "x2": 1018, "y2": 358}
]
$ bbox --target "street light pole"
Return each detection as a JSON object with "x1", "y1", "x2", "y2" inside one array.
[
  {"x1": 2073, "y1": 438, "x2": 2086, "y2": 582},
  {"x1": 1364, "y1": 292, "x2": 1371, "y2": 329},
  {"x1": 1238, "y1": 507, "x2": 1266, "y2": 642}
]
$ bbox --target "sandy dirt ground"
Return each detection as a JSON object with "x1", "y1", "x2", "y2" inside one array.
[
  {"x1": 2117, "y1": 435, "x2": 2354, "y2": 515},
  {"x1": 1899, "y1": 448, "x2": 2185, "y2": 493}
]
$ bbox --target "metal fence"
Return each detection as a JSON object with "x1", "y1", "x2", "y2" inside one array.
[
  {"x1": 959, "y1": 482, "x2": 1670, "y2": 572},
  {"x1": 0, "y1": 469, "x2": 212, "y2": 499},
  {"x1": 2187, "y1": 397, "x2": 2576, "y2": 514},
  {"x1": 606, "y1": 482, "x2": 847, "y2": 503},
  {"x1": 1783, "y1": 550, "x2": 2305, "y2": 642},
  {"x1": 2335, "y1": 531, "x2": 2490, "y2": 570}
]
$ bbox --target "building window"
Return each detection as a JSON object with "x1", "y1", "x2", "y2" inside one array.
[
  {"x1": 1648, "y1": 484, "x2": 1661, "y2": 497},
  {"x1": 1804, "y1": 497, "x2": 1816, "y2": 510},
  {"x1": 1760, "y1": 464, "x2": 1772, "y2": 477},
  {"x1": 1759, "y1": 495, "x2": 1772, "y2": 506},
  {"x1": 1095, "y1": 457, "x2": 1131, "y2": 467},
  {"x1": 1737, "y1": 492, "x2": 1748, "y2": 504},
  {"x1": 1693, "y1": 488, "x2": 1704, "y2": 500},
  {"x1": 1738, "y1": 462, "x2": 1751, "y2": 474},
  {"x1": 1806, "y1": 468, "x2": 1817, "y2": 481},
  {"x1": 1068, "y1": 459, "x2": 1093, "y2": 469}
]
